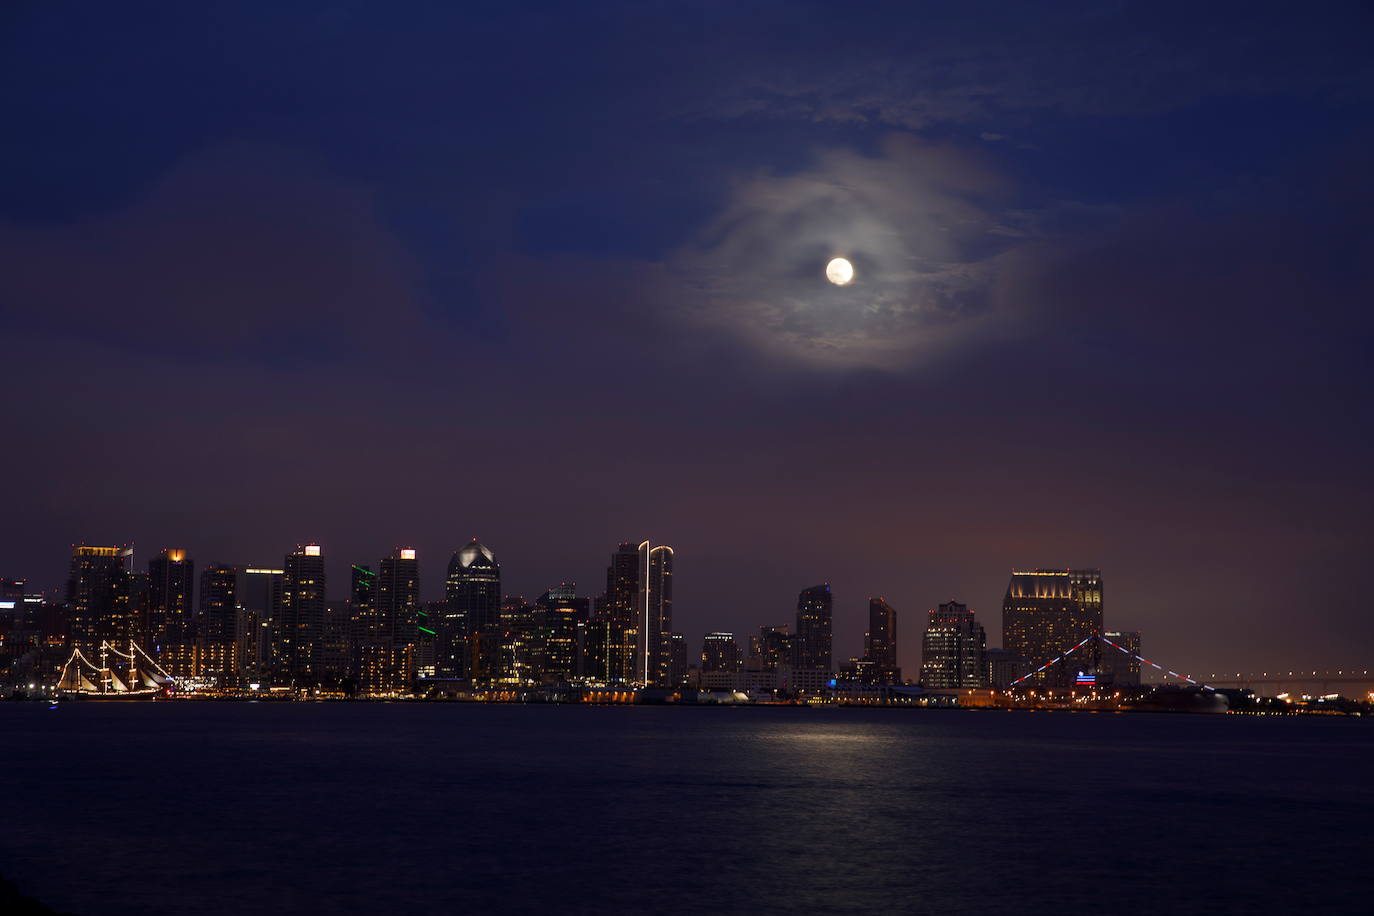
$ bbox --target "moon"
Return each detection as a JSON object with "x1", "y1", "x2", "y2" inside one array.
[{"x1": 825, "y1": 257, "x2": 854, "y2": 286}]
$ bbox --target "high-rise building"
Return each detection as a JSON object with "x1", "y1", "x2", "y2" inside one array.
[
  {"x1": 748, "y1": 625, "x2": 792, "y2": 671},
  {"x1": 147, "y1": 548, "x2": 195, "y2": 672},
  {"x1": 278, "y1": 544, "x2": 326, "y2": 684},
  {"x1": 235, "y1": 566, "x2": 282, "y2": 684},
  {"x1": 442, "y1": 539, "x2": 500, "y2": 681},
  {"x1": 198, "y1": 565, "x2": 238, "y2": 643},
  {"x1": 197, "y1": 564, "x2": 238, "y2": 683},
  {"x1": 373, "y1": 547, "x2": 419, "y2": 692},
  {"x1": 794, "y1": 584, "x2": 833, "y2": 673},
  {"x1": 701, "y1": 632, "x2": 740, "y2": 673},
  {"x1": 982, "y1": 648, "x2": 1029, "y2": 688},
  {"x1": 636, "y1": 541, "x2": 674, "y2": 686},
  {"x1": 862, "y1": 597, "x2": 900, "y2": 684},
  {"x1": 533, "y1": 583, "x2": 587, "y2": 684},
  {"x1": 598, "y1": 543, "x2": 643, "y2": 683},
  {"x1": 664, "y1": 631, "x2": 688, "y2": 687},
  {"x1": 921, "y1": 600, "x2": 986, "y2": 688},
  {"x1": 65, "y1": 545, "x2": 132, "y2": 651},
  {"x1": 351, "y1": 564, "x2": 383, "y2": 690},
  {"x1": 1002, "y1": 569, "x2": 1103, "y2": 686}
]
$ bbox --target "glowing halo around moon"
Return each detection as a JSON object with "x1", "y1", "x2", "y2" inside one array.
[{"x1": 825, "y1": 257, "x2": 855, "y2": 285}]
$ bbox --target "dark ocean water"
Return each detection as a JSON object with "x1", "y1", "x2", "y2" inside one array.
[{"x1": 1, "y1": 703, "x2": 1370, "y2": 915}]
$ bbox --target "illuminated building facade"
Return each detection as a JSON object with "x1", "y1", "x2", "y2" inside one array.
[
  {"x1": 701, "y1": 632, "x2": 740, "y2": 673},
  {"x1": 147, "y1": 548, "x2": 195, "y2": 673},
  {"x1": 637, "y1": 541, "x2": 674, "y2": 686},
  {"x1": 278, "y1": 544, "x2": 326, "y2": 683},
  {"x1": 1002, "y1": 569, "x2": 1103, "y2": 686},
  {"x1": 748, "y1": 624, "x2": 791, "y2": 671},
  {"x1": 235, "y1": 566, "x2": 281, "y2": 684},
  {"x1": 443, "y1": 539, "x2": 500, "y2": 681},
  {"x1": 196, "y1": 563, "x2": 238, "y2": 683},
  {"x1": 372, "y1": 547, "x2": 419, "y2": 692},
  {"x1": 65, "y1": 544, "x2": 132, "y2": 652},
  {"x1": 533, "y1": 584, "x2": 587, "y2": 684},
  {"x1": 794, "y1": 584, "x2": 833, "y2": 672},
  {"x1": 921, "y1": 600, "x2": 986, "y2": 688}
]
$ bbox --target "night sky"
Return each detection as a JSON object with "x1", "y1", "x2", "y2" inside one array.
[{"x1": 4, "y1": 1, "x2": 1373, "y2": 679}]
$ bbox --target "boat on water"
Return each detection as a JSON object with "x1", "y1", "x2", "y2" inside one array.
[{"x1": 55, "y1": 640, "x2": 175, "y2": 699}]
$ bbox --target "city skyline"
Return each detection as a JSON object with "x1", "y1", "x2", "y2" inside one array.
[{"x1": 10, "y1": 535, "x2": 1359, "y2": 685}]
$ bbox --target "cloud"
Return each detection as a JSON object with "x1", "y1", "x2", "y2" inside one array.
[
  {"x1": 0, "y1": 144, "x2": 429, "y2": 361},
  {"x1": 660, "y1": 134, "x2": 1027, "y2": 368}
]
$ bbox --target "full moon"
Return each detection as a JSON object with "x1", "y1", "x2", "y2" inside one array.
[{"x1": 825, "y1": 257, "x2": 854, "y2": 285}]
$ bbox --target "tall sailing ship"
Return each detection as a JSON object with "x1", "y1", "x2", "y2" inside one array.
[{"x1": 56, "y1": 639, "x2": 176, "y2": 698}]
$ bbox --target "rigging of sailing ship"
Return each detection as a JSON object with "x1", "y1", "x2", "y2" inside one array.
[{"x1": 56, "y1": 639, "x2": 177, "y2": 698}]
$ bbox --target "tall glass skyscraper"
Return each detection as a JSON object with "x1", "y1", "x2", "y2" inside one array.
[
  {"x1": 442, "y1": 539, "x2": 500, "y2": 680},
  {"x1": 637, "y1": 541, "x2": 673, "y2": 686},
  {"x1": 794, "y1": 584, "x2": 833, "y2": 672},
  {"x1": 921, "y1": 600, "x2": 985, "y2": 688},
  {"x1": 278, "y1": 544, "x2": 326, "y2": 684}
]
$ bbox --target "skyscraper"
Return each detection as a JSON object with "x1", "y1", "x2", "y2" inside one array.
[
  {"x1": 863, "y1": 597, "x2": 900, "y2": 684},
  {"x1": 235, "y1": 566, "x2": 282, "y2": 684},
  {"x1": 1001, "y1": 569, "x2": 1104, "y2": 686},
  {"x1": 278, "y1": 544, "x2": 326, "y2": 684},
  {"x1": 921, "y1": 600, "x2": 986, "y2": 689},
  {"x1": 147, "y1": 548, "x2": 195, "y2": 672},
  {"x1": 794, "y1": 584, "x2": 833, "y2": 672},
  {"x1": 636, "y1": 541, "x2": 673, "y2": 686},
  {"x1": 1100, "y1": 630, "x2": 1141, "y2": 686},
  {"x1": 443, "y1": 539, "x2": 500, "y2": 680},
  {"x1": 65, "y1": 544, "x2": 132, "y2": 651},
  {"x1": 197, "y1": 563, "x2": 238, "y2": 683},
  {"x1": 701, "y1": 632, "x2": 740, "y2": 673},
  {"x1": 598, "y1": 542, "x2": 642, "y2": 683},
  {"x1": 533, "y1": 583, "x2": 587, "y2": 684},
  {"x1": 372, "y1": 547, "x2": 419, "y2": 693}
]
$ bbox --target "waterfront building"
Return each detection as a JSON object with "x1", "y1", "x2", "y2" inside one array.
[
  {"x1": 372, "y1": 547, "x2": 419, "y2": 692},
  {"x1": 861, "y1": 597, "x2": 900, "y2": 684},
  {"x1": 794, "y1": 584, "x2": 833, "y2": 673},
  {"x1": 441, "y1": 539, "x2": 500, "y2": 680},
  {"x1": 748, "y1": 624, "x2": 792, "y2": 671},
  {"x1": 234, "y1": 566, "x2": 281, "y2": 683},
  {"x1": 701, "y1": 632, "x2": 740, "y2": 673},
  {"x1": 65, "y1": 544, "x2": 132, "y2": 651},
  {"x1": 921, "y1": 600, "x2": 986, "y2": 688},
  {"x1": 635, "y1": 541, "x2": 674, "y2": 686},
  {"x1": 1002, "y1": 569, "x2": 1103, "y2": 686},
  {"x1": 196, "y1": 563, "x2": 238, "y2": 683},
  {"x1": 278, "y1": 544, "x2": 326, "y2": 684},
  {"x1": 982, "y1": 648, "x2": 1029, "y2": 688},
  {"x1": 147, "y1": 548, "x2": 195, "y2": 673},
  {"x1": 534, "y1": 584, "x2": 587, "y2": 684}
]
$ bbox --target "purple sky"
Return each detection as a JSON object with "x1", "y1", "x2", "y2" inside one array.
[{"x1": 3, "y1": 2, "x2": 1373, "y2": 679}]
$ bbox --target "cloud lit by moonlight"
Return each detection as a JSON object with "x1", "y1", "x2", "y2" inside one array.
[{"x1": 667, "y1": 134, "x2": 1027, "y2": 369}]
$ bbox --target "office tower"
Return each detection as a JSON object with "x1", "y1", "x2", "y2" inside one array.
[
  {"x1": 534, "y1": 584, "x2": 587, "y2": 684},
  {"x1": 278, "y1": 544, "x2": 326, "y2": 684},
  {"x1": 443, "y1": 539, "x2": 500, "y2": 680},
  {"x1": 1002, "y1": 569, "x2": 1103, "y2": 686},
  {"x1": 794, "y1": 584, "x2": 833, "y2": 672},
  {"x1": 665, "y1": 632, "x2": 688, "y2": 686},
  {"x1": 749, "y1": 625, "x2": 792, "y2": 670},
  {"x1": 197, "y1": 564, "x2": 238, "y2": 683},
  {"x1": 66, "y1": 545, "x2": 132, "y2": 651},
  {"x1": 417, "y1": 601, "x2": 442, "y2": 679},
  {"x1": 373, "y1": 547, "x2": 420, "y2": 692},
  {"x1": 198, "y1": 565, "x2": 238, "y2": 642},
  {"x1": 921, "y1": 600, "x2": 986, "y2": 688},
  {"x1": 351, "y1": 565, "x2": 384, "y2": 691},
  {"x1": 863, "y1": 597, "x2": 900, "y2": 684},
  {"x1": 701, "y1": 632, "x2": 740, "y2": 673},
  {"x1": 636, "y1": 541, "x2": 674, "y2": 686},
  {"x1": 235, "y1": 566, "x2": 282, "y2": 684},
  {"x1": 147, "y1": 548, "x2": 195, "y2": 673},
  {"x1": 599, "y1": 543, "x2": 642, "y2": 683},
  {"x1": 1100, "y1": 630, "x2": 1141, "y2": 686}
]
